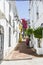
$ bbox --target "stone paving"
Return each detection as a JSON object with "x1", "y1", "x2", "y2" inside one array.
[{"x1": 5, "y1": 40, "x2": 43, "y2": 60}]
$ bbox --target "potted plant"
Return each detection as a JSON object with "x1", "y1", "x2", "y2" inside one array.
[
  {"x1": 26, "y1": 28, "x2": 33, "y2": 37},
  {"x1": 26, "y1": 28, "x2": 33, "y2": 47},
  {"x1": 34, "y1": 27, "x2": 43, "y2": 48}
]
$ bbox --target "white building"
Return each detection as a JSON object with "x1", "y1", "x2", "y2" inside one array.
[
  {"x1": 0, "y1": 0, "x2": 19, "y2": 59},
  {"x1": 29, "y1": 0, "x2": 43, "y2": 55}
]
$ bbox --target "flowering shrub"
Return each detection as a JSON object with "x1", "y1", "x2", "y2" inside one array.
[{"x1": 21, "y1": 19, "x2": 27, "y2": 29}]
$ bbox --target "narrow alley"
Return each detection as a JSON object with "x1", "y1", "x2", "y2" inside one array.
[{"x1": 5, "y1": 39, "x2": 40, "y2": 60}]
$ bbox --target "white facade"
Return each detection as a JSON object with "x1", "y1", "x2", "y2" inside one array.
[
  {"x1": 0, "y1": 0, "x2": 19, "y2": 59},
  {"x1": 29, "y1": 0, "x2": 43, "y2": 55}
]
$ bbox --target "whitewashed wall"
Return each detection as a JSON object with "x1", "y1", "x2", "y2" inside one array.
[
  {"x1": 29, "y1": 1, "x2": 43, "y2": 55},
  {"x1": 0, "y1": 0, "x2": 19, "y2": 58}
]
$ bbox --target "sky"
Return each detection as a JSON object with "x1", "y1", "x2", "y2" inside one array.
[{"x1": 16, "y1": 1, "x2": 29, "y2": 20}]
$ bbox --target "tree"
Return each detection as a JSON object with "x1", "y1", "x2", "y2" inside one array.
[{"x1": 34, "y1": 27, "x2": 43, "y2": 47}]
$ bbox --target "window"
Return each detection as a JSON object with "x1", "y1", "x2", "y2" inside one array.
[
  {"x1": 13, "y1": 22, "x2": 14, "y2": 28},
  {"x1": 32, "y1": 1, "x2": 33, "y2": 6},
  {"x1": 13, "y1": 22, "x2": 15, "y2": 33},
  {"x1": 9, "y1": 3, "x2": 11, "y2": 24},
  {"x1": 29, "y1": 22, "x2": 30, "y2": 24},
  {"x1": 29, "y1": 26, "x2": 31, "y2": 28},
  {"x1": 41, "y1": 23, "x2": 43, "y2": 27},
  {"x1": 36, "y1": 6, "x2": 39, "y2": 19},
  {"x1": 29, "y1": 0, "x2": 31, "y2": 4},
  {"x1": 9, "y1": 3, "x2": 11, "y2": 13},
  {"x1": 9, "y1": 27, "x2": 11, "y2": 47},
  {"x1": 9, "y1": 15, "x2": 11, "y2": 24},
  {"x1": 0, "y1": 29, "x2": 1, "y2": 34},
  {"x1": 37, "y1": 12, "x2": 39, "y2": 19},
  {"x1": 40, "y1": 0, "x2": 41, "y2": 1},
  {"x1": 32, "y1": 20, "x2": 33, "y2": 23}
]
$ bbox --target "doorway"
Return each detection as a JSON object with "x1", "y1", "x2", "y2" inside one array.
[{"x1": 0, "y1": 25, "x2": 4, "y2": 60}]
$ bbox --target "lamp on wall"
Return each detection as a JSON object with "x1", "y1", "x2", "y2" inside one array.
[{"x1": 41, "y1": 23, "x2": 43, "y2": 27}]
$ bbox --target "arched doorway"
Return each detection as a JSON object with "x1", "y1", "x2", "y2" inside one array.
[{"x1": 0, "y1": 25, "x2": 4, "y2": 60}]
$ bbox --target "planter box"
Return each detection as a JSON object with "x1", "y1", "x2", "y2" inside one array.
[
  {"x1": 36, "y1": 48, "x2": 43, "y2": 55},
  {"x1": 29, "y1": 41, "x2": 33, "y2": 47}
]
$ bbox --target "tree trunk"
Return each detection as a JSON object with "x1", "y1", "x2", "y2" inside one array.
[{"x1": 38, "y1": 39, "x2": 41, "y2": 48}]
